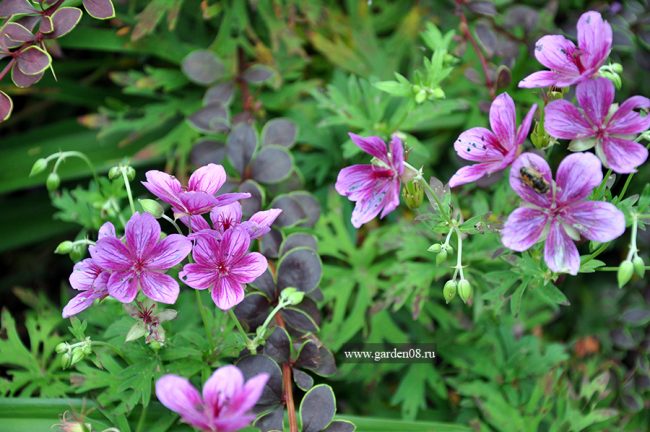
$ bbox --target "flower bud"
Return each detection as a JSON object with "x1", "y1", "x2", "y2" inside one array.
[
  {"x1": 30, "y1": 158, "x2": 48, "y2": 177},
  {"x1": 55, "y1": 241, "x2": 74, "y2": 255},
  {"x1": 430, "y1": 87, "x2": 445, "y2": 99},
  {"x1": 531, "y1": 121, "x2": 552, "y2": 149},
  {"x1": 443, "y1": 280, "x2": 457, "y2": 304},
  {"x1": 149, "y1": 340, "x2": 162, "y2": 351},
  {"x1": 70, "y1": 244, "x2": 86, "y2": 262},
  {"x1": 617, "y1": 260, "x2": 634, "y2": 288},
  {"x1": 70, "y1": 348, "x2": 84, "y2": 365},
  {"x1": 126, "y1": 166, "x2": 136, "y2": 181},
  {"x1": 428, "y1": 243, "x2": 442, "y2": 253},
  {"x1": 458, "y1": 279, "x2": 472, "y2": 304},
  {"x1": 61, "y1": 352, "x2": 72, "y2": 369},
  {"x1": 611, "y1": 63, "x2": 623, "y2": 73},
  {"x1": 435, "y1": 249, "x2": 448, "y2": 265},
  {"x1": 415, "y1": 89, "x2": 427, "y2": 104},
  {"x1": 633, "y1": 256, "x2": 645, "y2": 278},
  {"x1": 55, "y1": 342, "x2": 68, "y2": 353},
  {"x1": 139, "y1": 199, "x2": 164, "y2": 218},
  {"x1": 108, "y1": 166, "x2": 121, "y2": 179},
  {"x1": 402, "y1": 180, "x2": 424, "y2": 210},
  {"x1": 46, "y1": 172, "x2": 60, "y2": 191},
  {"x1": 81, "y1": 342, "x2": 92, "y2": 356},
  {"x1": 280, "y1": 287, "x2": 305, "y2": 305}
]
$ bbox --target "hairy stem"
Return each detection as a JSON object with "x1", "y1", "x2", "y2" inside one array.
[{"x1": 275, "y1": 313, "x2": 298, "y2": 432}]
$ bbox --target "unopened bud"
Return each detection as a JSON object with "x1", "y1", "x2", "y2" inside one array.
[
  {"x1": 70, "y1": 244, "x2": 85, "y2": 262},
  {"x1": 280, "y1": 287, "x2": 305, "y2": 305},
  {"x1": 30, "y1": 158, "x2": 48, "y2": 176},
  {"x1": 458, "y1": 279, "x2": 473, "y2": 304},
  {"x1": 402, "y1": 180, "x2": 424, "y2": 210},
  {"x1": 443, "y1": 280, "x2": 457, "y2": 304},
  {"x1": 149, "y1": 340, "x2": 162, "y2": 351},
  {"x1": 55, "y1": 241, "x2": 74, "y2": 255},
  {"x1": 108, "y1": 166, "x2": 120, "y2": 179},
  {"x1": 46, "y1": 172, "x2": 60, "y2": 191},
  {"x1": 633, "y1": 256, "x2": 645, "y2": 278},
  {"x1": 428, "y1": 243, "x2": 442, "y2": 253},
  {"x1": 618, "y1": 260, "x2": 634, "y2": 288},
  {"x1": 611, "y1": 63, "x2": 623, "y2": 73},
  {"x1": 139, "y1": 199, "x2": 164, "y2": 218},
  {"x1": 436, "y1": 249, "x2": 448, "y2": 265},
  {"x1": 415, "y1": 89, "x2": 427, "y2": 104},
  {"x1": 430, "y1": 87, "x2": 445, "y2": 99},
  {"x1": 55, "y1": 342, "x2": 68, "y2": 353},
  {"x1": 61, "y1": 352, "x2": 72, "y2": 369},
  {"x1": 125, "y1": 166, "x2": 136, "y2": 181},
  {"x1": 70, "y1": 348, "x2": 84, "y2": 365}
]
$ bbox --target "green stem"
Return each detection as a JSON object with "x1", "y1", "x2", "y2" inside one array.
[
  {"x1": 599, "y1": 265, "x2": 650, "y2": 272},
  {"x1": 408, "y1": 170, "x2": 452, "y2": 225},
  {"x1": 121, "y1": 167, "x2": 136, "y2": 215},
  {"x1": 195, "y1": 290, "x2": 214, "y2": 351},
  {"x1": 48, "y1": 151, "x2": 99, "y2": 184},
  {"x1": 454, "y1": 226, "x2": 464, "y2": 280},
  {"x1": 162, "y1": 214, "x2": 184, "y2": 235},
  {"x1": 228, "y1": 310, "x2": 254, "y2": 352},
  {"x1": 135, "y1": 402, "x2": 148, "y2": 432},
  {"x1": 626, "y1": 213, "x2": 639, "y2": 261}
]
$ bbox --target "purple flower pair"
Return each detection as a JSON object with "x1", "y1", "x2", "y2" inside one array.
[
  {"x1": 156, "y1": 365, "x2": 268, "y2": 432},
  {"x1": 502, "y1": 152, "x2": 625, "y2": 275},
  {"x1": 186, "y1": 201, "x2": 282, "y2": 241}
]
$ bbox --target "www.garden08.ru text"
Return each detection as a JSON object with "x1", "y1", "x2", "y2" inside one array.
[{"x1": 343, "y1": 348, "x2": 436, "y2": 363}]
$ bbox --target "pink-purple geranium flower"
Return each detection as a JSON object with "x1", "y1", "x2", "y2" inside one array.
[
  {"x1": 502, "y1": 152, "x2": 625, "y2": 275},
  {"x1": 187, "y1": 202, "x2": 282, "y2": 240},
  {"x1": 449, "y1": 93, "x2": 537, "y2": 187},
  {"x1": 143, "y1": 164, "x2": 249, "y2": 218},
  {"x1": 155, "y1": 365, "x2": 268, "y2": 432},
  {"x1": 180, "y1": 226, "x2": 267, "y2": 310},
  {"x1": 335, "y1": 133, "x2": 404, "y2": 228},
  {"x1": 92, "y1": 212, "x2": 192, "y2": 304},
  {"x1": 545, "y1": 77, "x2": 650, "y2": 173},
  {"x1": 519, "y1": 11, "x2": 612, "y2": 88}
]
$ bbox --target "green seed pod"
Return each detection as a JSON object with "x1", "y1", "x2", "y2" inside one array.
[
  {"x1": 633, "y1": 256, "x2": 645, "y2": 278},
  {"x1": 402, "y1": 180, "x2": 424, "y2": 210},
  {"x1": 54, "y1": 241, "x2": 74, "y2": 255},
  {"x1": 70, "y1": 348, "x2": 84, "y2": 366},
  {"x1": 61, "y1": 352, "x2": 72, "y2": 369},
  {"x1": 443, "y1": 280, "x2": 457, "y2": 304},
  {"x1": 415, "y1": 89, "x2": 427, "y2": 104},
  {"x1": 30, "y1": 158, "x2": 48, "y2": 177},
  {"x1": 458, "y1": 279, "x2": 473, "y2": 304},
  {"x1": 55, "y1": 342, "x2": 68, "y2": 354},
  {"x1": 617, "y1": 260, "x2": 634, "y2": 288},
  {"x1": 435, "y1": 249, "x2": 448, "y2": 265},
  {"x1": 108, "y1": 166, "x2": 121, "y2": 179},
  {"x1": 46, "y1": 172, "x2": 60, "y2": 191},
  {"x1": 430, "y1": 87, "x2": 445, "y2": 99},
  {"x1": 428, "y1": 243, "x2": 442, "y2": 253},
  {"x1": 611, "y1": 63, "x2": 623, "y2": 73},
  {"x1": 70, "y1": 244, "x2": 86, "y2": 262},
  {"x1": 139, "y1": 199, "x2": 164, "y2": 218},
  {"x1": 126, "y1": 166, "x2": 136, "y2": 181}
]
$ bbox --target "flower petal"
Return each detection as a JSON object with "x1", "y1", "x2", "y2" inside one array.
[
  {"x1": 176, "y1": 191, "x2": 219, "y2": 216},
  {"x1": 146, "y1": 234, "x2": 192, "y2": 270},
  {"x1": 501, "y1": 207, "x2": 548, "y2": 251},
  {"x1": 389, "y1": 135, "x2": 404, "y2": 175},
  {"x1": 62, "y1": 291, "x2": 101, "y2": 318},
  {"x1": 98, "y1": 221, "x2": 116, "y2": 240},
  {"x1": 125, "y1": 212, "x2": 161, "y2": 260},
  {"x1": 576, "y1": 77, "x2": 613, "y2": 127},
  {"x1": 212, "y1": 276, "x2": 245, "y2": 310},
  {"x1": 190, "y1": 235, "x2": 219, "y2": 265},
  {"x1": 509, "y1": 153, "x2": 553, "y2": 207},
  {"x1": 203, "y1": 365, "x2": 244, "y2": 410},
  {"x1": 142, "y1": 170, "x2": 183, "y2": 208},
  {"x1": 544, "y1": 100, "x2": 593, "y2": 140},
  {"x1": 518, "y1": 70, "x2": 561, "y2": 88},
  {"x1": 348, "y1": 133, "x2": 388, "y2": 163},
  {"x1": 221, "y1": 227, "x2": 251, "y2": 261},
  {"x1": 237, "y1": 373, "x2": 269, "y2": 413},
  {"x1": 107, "y1": 271, "x2": 139, "y2": 303},
  {"x1": 179, "y1": 263, "x2": 216, "y2": 290},
  {"x1": 489, "y1": 93, "x2": 517, "y2": 148},
  {"x1": 155, "y1": 375, "x2": 208, "y2": 430},
  {"x1": 140, "y1": 272, "x2": 179, "y2": 304},
  {"x1": 349, "y1": 178, "x2": 395, "y2": 228},
  {"x1": 562, "y1": 201, "x2": 625, "y2": 242},
  {"x1": 242, "y1": 208, "x2": 282, "y2": 239},
  {"x1": 516, "y1": 103, "x2": 538, "y2": 145},
  {"x1": 454, "y1": 127, "x2": 504, "y2": 162},
  {"x1": 188, "y1": 163, "x2": 226, "y2": 195},
  {"x1": 449, "y1": 162, "x2": 498, "y2": 188},
  {"x1": 607, "y1": 95, "x2": 650, "y2": 135},
  {"x1": 534, "y1": 35, "x2": 579, "y2": 75},
  {"x1": 336, "y1": 165, "x2": 382, "y2": 198},
  {"x1": 577, "y1": 11, "x2": 612, "y2": 71},
  {"x1": 555, "y1": 152, "x2": 602, "y2": 204},
  {"x1": 544, "y1": 220, "x2": 580, "y2": 275},
  {"x1": 92, "y1": 237, "x2": 132, "y2": 272},
  {"x1": 379, "y1": 178, "x2": 400, "y2": 219},
  {"x1": 598, "y1": 136, "x2": 649, "y2": 174},
  {"x1": 213, "y1": 192, "x2": 251, "y2": 208},
  {"x1": 210, "y1": 202, "x2": 243, "y2": 232},
  {"x1": 231, "y1": 252, "x2": 268, "y2": 283},
  {"x1": 69, "y1": 258, "x2": 104, "y2": 291}
]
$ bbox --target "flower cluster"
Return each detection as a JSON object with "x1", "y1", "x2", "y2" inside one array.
[
  {"x1": 335, "y1": 10, "x2": 646, "y2": 276},
  {"x1": 63, "y1": 163, "x2": 280, "y2": 316}
]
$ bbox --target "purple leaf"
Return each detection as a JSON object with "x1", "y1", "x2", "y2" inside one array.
[
  {"x1": 203, "y1": 81, "x2": 234, "y2": 106},
  {"x1": 16, "y1": 45, "x2": 51, "y2": 75},
  {"x1": 226, "y1": 123, "x2": 257, "y2": 174},
  {"x1": 11, "y1": 65, "x2": 43, "y2": 87},
  {"x1": 292, "y1": 368, "x2": 314, "y2": 391},
  {"x1": 299, "y1": 384, "x2": 336, "y2": 432},
  {"x1": 279, "y1": 233, "x2": 317, "y2": 257},
  {"x1": 0, "y1": 0, "x2": 37, "y2": 18},
  {"x1": 49, "y1": 7, "x2": 83, "y2": 39},
  {"x1": 243, "y1": 64, "x2": 274, "y2": 84},
  {"x1": 291, "y1": 192, "x2": 320, "y2": 227},
  {"x1": 190, "y1": 139, "x2": 226, "y2": 166},
  {"x1": 276, "y1": 247, "x2": 322, "y2": 294},
  {"x1": 251, "y1": 146, "x2": 293, "y2": 184},
  {"x1": 181, "y1": 49, "x2": 224, "y2": 86},
  {"x1": 260, "y1": 228, "x2": 282, "y2": 259},
  {"x1": 187, "y1": 102, "x2": 229, "y2": 133},
  {"x1": 0, "y1": 91, "x2": 13, "y2": 122},
  {"x1": 262, "y1": 118, "x2": 297, "y2": 148},
  {"x1": 1, "y1": 22, "x2": 33, "y2": 48},
  {"x1": 255, "y1": 406, "x2": 284, "y2": 432},
  {"x1": 323, "y1": 421, "x2": 356, "y2": 432},
  {"x1": 236, "y1": 355, "x2": 283, "y2": 405},
  {"x1": 467, "y1": 0, "x2": 497, "y2": 17},
  {"x1": 239, "y1": 179, "x2": 263, "y2": 217},
  {"x1": 83, "y1": 0, "x2": 115, "y2": 20}
]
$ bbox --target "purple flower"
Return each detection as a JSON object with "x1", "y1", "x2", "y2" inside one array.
[
  {"x1": 502, "y1": 152, "x2": 625, "y2": 275},
  {"x1": 449, "y1": 93, "x2": 537, "y2": 187},
  {"x1": 545, "y1": 77, "x2": 650, "y2": 173},
  {"x1": 142, "y1": 164, "x2": 249, "y2": 218},
  {"x1": 155, "y1": 365, "x2": 268, "y2": 432},
  {"x1": 92, "y1": 212, "x2": 192, "y2": 304},
  {"x1": 179, "y1": 227, "x2": 267, "y2": 310},
  {"x1": 519, "y1": 11, "x2": 612, "y2": 88},
  {"x1": 335, "y1": 133, "x2": 404, "y2": 228},
  {"x1": 187, "y1": 202, "x2": 282, "y2": 240}
]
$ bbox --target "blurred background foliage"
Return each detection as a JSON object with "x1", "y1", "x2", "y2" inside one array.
[{"x1": 1, "y1": 0, "x2": 650, "y2": 430}]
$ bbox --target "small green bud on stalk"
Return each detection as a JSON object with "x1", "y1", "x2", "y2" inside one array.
[
  {"x1": 633, "y1": 256, "x2": 645, "y2": 278},
  {"x1": 618, "y1": 260, "x2": 634, "y2": 288},
  {"x1": 108, "y1": 166, "x2": 120, "y2": 179},
  {"x1": 139, "y1": 199, "x2": 164, "y2": 218},
  {"x1": 30, "y1": 158, "x2": 48, "y2": 176},
  {"x1": 149, "y1": 340, "x2": 162, "y2": 351},
  {"x1": 126, "y1": 166, "x2": 136, "y2": 181},
  {"x1": 443, "y1": 280, "x2": 457, "y2": 304},
  {"x1": 46, "y1": 172, "x2": 60, "y2": 191},
  {"x1": 402, "y1": 180, "x2": 424, "y2": 209},
  {"x1": 430, "y1": 87, "x2": 445, "y2": 99},
  {"x1": 55, "y1": 241, "x2": 74, "y2": 255},
  {"x1": 436, "y1": 249, "x2": 448, "y2": 265},
  {"x1": 415, "y1": 89, "x2": 427, "y2": 104},
  {"x1": 280, "y1": 287, "x2": 305, "y2": 306},
  {"x1": 61, "y1": 352, "x2": 72, "y2": 369},
  {"x1": 70, "y1": 348, "x2": 84, "y2": 366},
  {"x1": 70, "y1": 244, "x2": 85, "y2": 262},
  {"x1": 55, "y1": 342, "x2": 68, "y2": 353},
  {"x1": 428, "y1": 243, "x2": 442, "y2": 253},
  {"x1": 458, "y1": 279, "x2": 473, "y2": 304}
]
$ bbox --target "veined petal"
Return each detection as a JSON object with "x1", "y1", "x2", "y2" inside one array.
[
  {"x1": 544, "y1": 100, "x2": 593, "y2": 140},
  {"x1": 577, "y1": 11, "x2": 612, "y2": 71},
  {"x1": 562, "y1": 201, "x2": 625, "y2": 242},
  {"x1": 544, "y1": 220, "x2": 580, "y2": 275},
  {"x1": 454, "y1": 127, "x2": 504, "y2": 161},
  {"x1": 191, "y1": 236, "x2": 219, "y2": 266},
  {"x1": 179, "y1": 263, "x2": 216, "y2": 290},
  {"x1": 221, "y1": 227, "x2": 251, "y2": 262},
  {"x1": 181, "y1": 215, "x2": 211, "y2": 232},
  {"x1": 555, "y1": 152, "x2": 602, "y2": 204},
  {"x1": 213, "y1": 192, "x2": 251, "y2": 208},
  {"x1": 489, "y1": 93, "x2": 517, "y2": 148},
  {"x1": 98, "y1": 221, "x2": 116, "y2": 240},
  {"x1": 336, "y1": 165, "x2": 385, "y2": 198},
  {"x1": 187, "y1": 163, "x2": 226, "y2": 195},
  {"x1": 177, "y1": 191, "x2": 219, "y2": 216},
  {"x1": 516, "y1": 104, "x2": 538, "y2": 146},
  {"x1": 242, "y1": 208, "x2": 282, "y2": 239},
  {"x1": 576, "y1": 77, "x2": 613, "y2": 127},
  {"x1": 92, "y1": 237, "x2": 132, "y2": 271},
  {"x1": 212, "y1": 276, "x2": 245, "y2": 310},
  {"x1": 142, "y1": 170, "x2": 183, "y2": 208},
  {"x1": 107, "y1": 271, "x2": 139, "y2": 303},
  {"x1": 519, "y1": 70, "x2": 560, "y2": 88},
  {"x1": 501, "y1": 207, "x2": 548, "y2": 251},
  {"x1": 448, "y1": 162, "x2": 498, "y2": 188},
  {"x1": 210, "y1": 202, "x2": 243, "y2": 232},
  {"x1": 598, "y1": 137, "x2": 649, "y2": 174},
  {"x1": 389, "y1": 135, "x2": 404, "y2": 175},
  {"x1": 62, "y1": 291, "x2": 101, "y2": 318},
  {"x1": 348, "y1": 133, "x2": 389, "y2": 163},
  {"x1": 379, "y1": 178, "x2": 400, "y2": 219},
  {"x1": 607, "y1": 95, "x2": 650, "y2": 135},
  {"x1": 69, "y1": 258, "x2": 103, "y2": 291},
  {"x1": 140, "y1": 272, "x2": 179, "y2": 304},
  {"x1": 349, "y1": 177, "x2": 395, "y2": 228},
  {"x1": 203, "y1": 365, "x2": 244, "y2": 410},
  {"x1": 125, "y1": 212, "x2": 161, "y2": 260},
  {"x1": 509, "y1": 153, "x2": 553, "y2": 207},
  {"x1": 534, "y1": 35, "x2": 579, "y2": 75},
  {"x1": 236, "y1": 373, "x2": 269, "y2": 413},
  {"x1": 146, "y1": 234, "x2": 192, "y2": 270},
  {"x1": 231, "y1": 252, "x2": 268, "y2": 284},
  {"x1": 155, "y1": 375, "x2": 209, "y2": 430}
]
